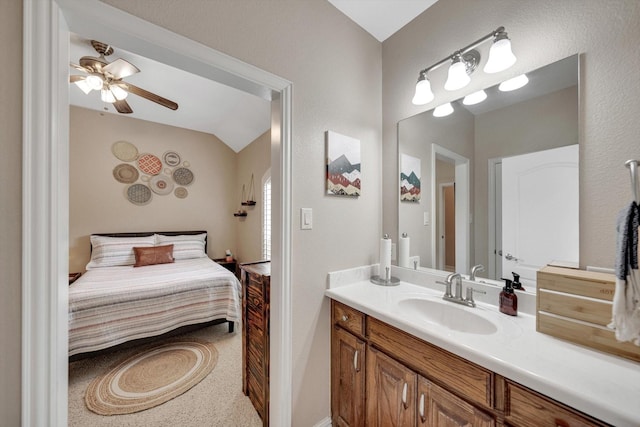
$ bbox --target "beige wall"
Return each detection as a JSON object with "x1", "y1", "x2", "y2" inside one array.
[
  {"x1": 0, "y1": 0, "x2": 22, "y2": 424},
  {"x1": 69, "y1": 106, "x2": 240, "y2": 272},
  {"x1": 383, "y1": 0, "x2": 640, "y2": 273},
  {"x1": 474, "y1": 86, "x2": 578, "y2": 270},
  {"x1": 236, "y1": 130, "x2": 271, "y2": 264},
  {"x1": 101, "y1": 1, "x2": 383, "y2": 425}
]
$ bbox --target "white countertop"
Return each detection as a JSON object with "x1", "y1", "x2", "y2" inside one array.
[{"x1": 325, "y1": 270, "x2": 640, "y2": 427}]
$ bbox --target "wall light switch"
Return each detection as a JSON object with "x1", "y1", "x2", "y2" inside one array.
[
  {"x1": 301, "y1": 208, "x2": 313, "y2": 230},
  {"x1": 423, "y1": 212, "x2": 430, "y2": 226}
]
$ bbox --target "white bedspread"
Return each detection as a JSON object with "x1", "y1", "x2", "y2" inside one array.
[{"x1": 69, "y1": 257, "x2": 241, "y2": 356}]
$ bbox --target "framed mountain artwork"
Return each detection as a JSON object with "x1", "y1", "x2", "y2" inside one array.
[
  {"x1": 400, "y1": 153, "x2": 421, "y2": 202},
  {"x1": 326, "y1": 131, "x2": 361, "y2": 197}
]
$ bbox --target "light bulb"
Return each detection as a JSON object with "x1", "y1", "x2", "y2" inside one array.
[
  {"x1": 463, "y1": 90, "x2": 487, "y2": 105},
  {"x1": 100, "y1": 88, "x2": 116, "y2": 103},
  {"x1": 444, "y1": 58, "x2": 470, "y2": 91},
  {"x1": 74, "y1": 79, "x2": 92, "y2": 94},
  {"x1": 109, "y1": 85, "x2": 128, "y2": 101},
  {"x1": 499, "y1": 74, "x2": 528, "y2": 92},
  {"x1": 85, "y1": 74, "x2": 103, "y2": 90},
  {"x1": 484, "y1": 35, "x2": 516, "y2": 74},
  {"x1": 433, "y1": 102, "x2": 454, "y2": 117},
  {"x1": 412, "y1": 76, "x2": 434, "y2": 105}
]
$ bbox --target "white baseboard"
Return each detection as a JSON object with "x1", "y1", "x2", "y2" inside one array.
[{"x1": 313, "y1": 416, "x2": 332, "y2": 427}]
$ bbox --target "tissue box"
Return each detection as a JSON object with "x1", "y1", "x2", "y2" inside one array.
[{"x1": 536, "y1": 266, "x2": 640, "y2": 363}]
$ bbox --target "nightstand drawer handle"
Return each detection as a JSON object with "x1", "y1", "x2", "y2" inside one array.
[{"x1": 341, "y1": 314, "x2": 349, "y2": 322}]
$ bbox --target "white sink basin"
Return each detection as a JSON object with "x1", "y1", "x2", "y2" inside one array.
[{"x1": 397, "y1": 297, "x2": 498, "y2": 335}]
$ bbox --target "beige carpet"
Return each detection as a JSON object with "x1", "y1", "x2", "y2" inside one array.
[{"x1": 69, "y1": 323, "x2": 262, "y2": 427}]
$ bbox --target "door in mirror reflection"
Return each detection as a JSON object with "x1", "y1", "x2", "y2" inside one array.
[{"x1": 501, "y1": 144, "x2": 579, "y2": 288}]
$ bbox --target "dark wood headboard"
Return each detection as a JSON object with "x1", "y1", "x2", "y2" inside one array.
[{"x1": 92, "y1": 230, "x2": 208, "y2": 253}]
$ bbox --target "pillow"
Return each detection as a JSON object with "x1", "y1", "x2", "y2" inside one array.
[
  {"x1": 155, "y1": 233, "x2": 207, "y2": 260},
  {"x1": 86, "y1": 235, "x2": 155, "y2": 269},
  {"x1": 133, "y1": 244, "x2": 175, "y2": 267}
]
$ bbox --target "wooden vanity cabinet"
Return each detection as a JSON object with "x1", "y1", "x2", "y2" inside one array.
[{"x1": 331, "y1": 300, "x2": 607, "y2": 427}]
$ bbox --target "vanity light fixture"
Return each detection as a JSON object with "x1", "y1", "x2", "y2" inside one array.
[
  {"x1": 433, "y1": 102, "x2": 454, "y2": 117},
  {"x1": 463, "y1": 89, "x2": 488, "y2": 105},
  {"x1": 412, "y1": 26, "x2": 517, "y2": 105},
  {"x1": 499, "y1": 74, "x2": 529, "y2": 92}
]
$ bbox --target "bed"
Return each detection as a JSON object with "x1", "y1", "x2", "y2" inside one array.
[{"x1": 68, "y1": 231, "x2": 241, "y2": 356}]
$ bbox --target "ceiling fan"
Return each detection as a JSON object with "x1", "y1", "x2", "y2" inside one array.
[{"x1": 69, "y1": 40, "x2": 178, "y2": 114}]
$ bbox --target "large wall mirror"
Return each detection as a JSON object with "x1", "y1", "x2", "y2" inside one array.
[{"x1": 398, "y1": 54, "x2": 579, "y2": 289}]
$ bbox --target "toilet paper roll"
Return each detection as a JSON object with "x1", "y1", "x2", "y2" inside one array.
[
  {"x1": 398, "y1": 234, "x2": 410, "y2": 268},
  {"x1": 379, "y1": 237, "x2": 392, "y2": 280}
]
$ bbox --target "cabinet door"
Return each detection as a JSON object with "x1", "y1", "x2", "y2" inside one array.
[
  {"x1": 332, "y1": 326, "x2": 366, "y2": 427},
  {"x1": 417, "y1": 377, "x2": 494, "y2": 427},
  {"x1": 366, "y1": 346, "x2": 417, "y2": 427}
]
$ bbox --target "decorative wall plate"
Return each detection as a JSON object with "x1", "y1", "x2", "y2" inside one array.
[
  {"x1": 149, "y1": 174, "x2": 174, "y2": 195},
  {"x1": 163, "y1": 150, "x2": 181, "y2": 167},
  {"x1": 174, "y1": 187, "x2": 188, "y2": 199},
  {"x1": 112, "y1": 163, "x2": 139, "y2": 184},
  {"x1": 137, "y1": 153, "x2": 163, "y2": 176},
  {"x1": 111, "y1": 141, "x2": 139, "y2": 162},
  {"x1": 126, "y1": 183, "x2": 152, "y2": 205},
  {"x1": 173, "y1": 167, "x2": 194, "y2": 186}
]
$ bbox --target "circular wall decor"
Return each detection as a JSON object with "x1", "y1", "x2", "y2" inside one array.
[
  {"x1": 174, "y1": 187, "x2": 188, "y2": 199},
  {"x1": 126, "y1": 183, "x2": 152, "y2": 206},
  {"x1": 163, "y1": 150, "x2": 181, "y2": 167},
  {"x1": 113, "y1": 163, "x2": 139, "y2": 184},
  {"x1": 111, "y1": 141, "x2": 139, "y2": 162},
  {"x1": 150, "y1": 174, "x2": 174, "y2": 195},
  {"x1": 137, "y1": 153, "x2": 163, "y2": 176},
  {"x1": 173, "y1": 167, "x2": 194, "y2": 186}
]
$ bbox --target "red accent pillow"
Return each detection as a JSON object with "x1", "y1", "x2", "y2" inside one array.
[{"x1": 133, "y1": 244, "x2": 175, "y2": 267}]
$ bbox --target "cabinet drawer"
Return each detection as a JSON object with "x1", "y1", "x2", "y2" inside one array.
[
  {"x1": 367, "y1": 317, "x2": 493, "y2": 408},
  {"x1": 333, "y1": 301, "x2": 365, "y2": 337},
  {"x1": 505, "y1": 381, "x2": 606, "y2": 427}
]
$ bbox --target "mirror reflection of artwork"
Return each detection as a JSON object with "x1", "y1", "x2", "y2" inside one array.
[
  {"x1": 326, "y1": 130, "x2": 361, "y2": 197},
  {"x1": 400, "y1": 153, "x2": 421, "y2": 202}
]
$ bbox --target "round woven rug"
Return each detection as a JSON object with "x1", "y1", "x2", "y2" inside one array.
[{"x1": 85, "y1": 339, "x2": 218, "y2": 415}]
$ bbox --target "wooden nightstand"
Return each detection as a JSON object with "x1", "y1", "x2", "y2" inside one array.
[
  {"x1": 68, "y1": 272, "x2": 82, "y2": 285},
  {"x1": 212, "y1": 257, "x2": 238, "y2": 276}
]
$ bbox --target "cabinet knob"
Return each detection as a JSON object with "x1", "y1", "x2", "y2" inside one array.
[{"x1": 341, "y1": 314, "x2": 349, "y2": 322}]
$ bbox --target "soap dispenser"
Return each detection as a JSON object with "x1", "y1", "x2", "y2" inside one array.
[
  {"x1": 499, "y1": 278, "x2": 518, "y2": 316},
  {"x1": 511, "y1": 272, "x2": 525, "y2": 291}
]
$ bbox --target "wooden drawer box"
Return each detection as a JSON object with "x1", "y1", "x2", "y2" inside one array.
[
  {"x1": 332, "y1": 300, "x2": 366, "y2": 338},
  {"x1": 536, "y1": 266, "x2": 640, "y2": 363},
  {"x1": 505, "y1": 380, "x2": 606, "y2": 427}
]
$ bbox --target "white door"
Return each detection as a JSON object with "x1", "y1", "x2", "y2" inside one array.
[{"x1": 502, "y1": 144, "x2": 579, "y2": 289}]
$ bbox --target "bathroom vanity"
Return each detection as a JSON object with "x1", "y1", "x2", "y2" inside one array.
[{"x1": 326, "y1": 266, "x2": 640, "y2": 427}]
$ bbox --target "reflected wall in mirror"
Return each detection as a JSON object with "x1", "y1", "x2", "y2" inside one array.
[{"x1": 398, "y1": 55, "x2": 579, "y2": 289}]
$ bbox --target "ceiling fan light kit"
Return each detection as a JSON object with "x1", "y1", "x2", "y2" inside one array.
[{"x1": 70, "y1": 39, "x2": 178, "y2": 114}]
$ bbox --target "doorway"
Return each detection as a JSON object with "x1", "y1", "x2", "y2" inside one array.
[
  {"x1": 438, "y1": 182, "x2": 456, "y2": 272},
  {"x1": 23, "y1": 1, "x2": 292, "y2": 426},
  {"x1": 431, "y1": 144, "x2": 470, "y2": 275}
]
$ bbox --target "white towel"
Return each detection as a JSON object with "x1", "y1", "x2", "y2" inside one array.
[{"x1": 610, "y1": 202, "x2": 640, "y2": 345}]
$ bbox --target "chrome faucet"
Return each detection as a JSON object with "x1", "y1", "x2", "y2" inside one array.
[
  {"x1": 436, "y1": 272, "x2": 486, "y2": 307},
  {"x1": 469, "y1": 264, "x2": 485, "y2": 281}
]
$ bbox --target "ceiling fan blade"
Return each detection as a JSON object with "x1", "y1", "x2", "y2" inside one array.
[
  {"x1": 69, "y1": 75, "x2": 86, "y2": 83},
  {"x1": 116, "y1": 82, "x2": 178, "y2": 111},
  {"x1": 70, "y1": 62, "x2": 90, "y2": 73},
  {"x1": 113, "y1": 99, "x2": 133, "y2": 114},
  {"x1": 103, "y1": 58, "x2": 140, "y2": 80},
  {"x1": 79, "y1": 55, "x2": 108, "y2": 72}
]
